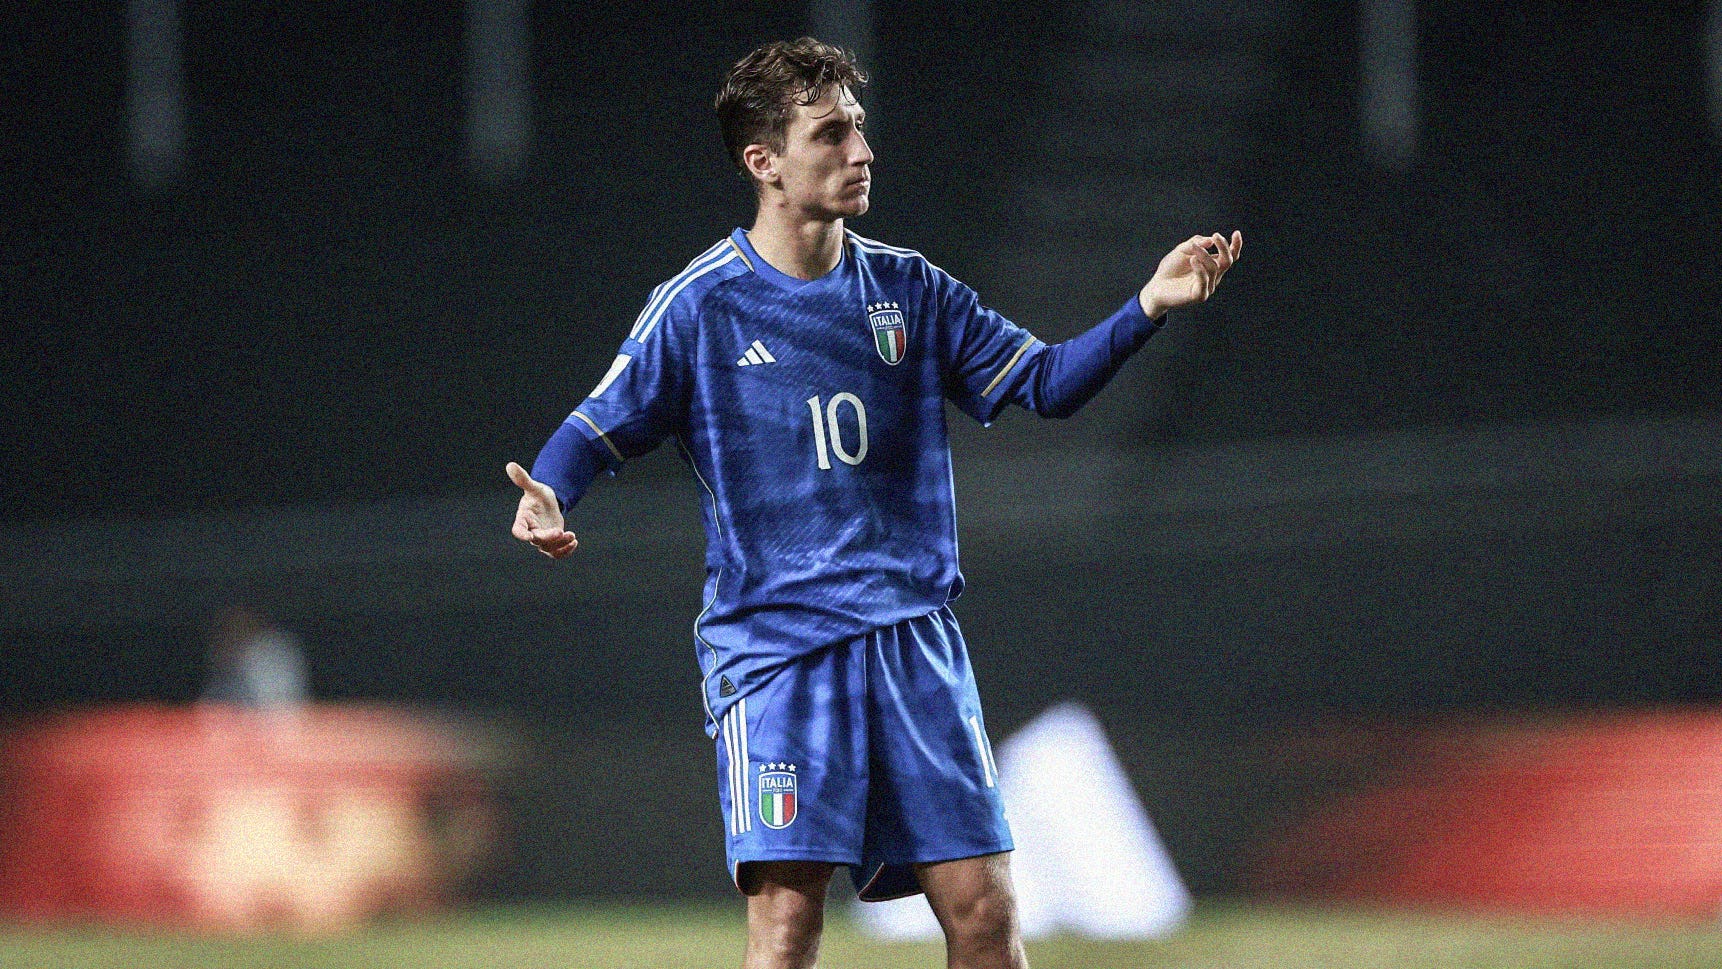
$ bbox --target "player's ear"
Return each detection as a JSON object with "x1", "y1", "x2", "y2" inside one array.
[{"x1": 741, "y1": 143, "x2": 779, "y2": 187}]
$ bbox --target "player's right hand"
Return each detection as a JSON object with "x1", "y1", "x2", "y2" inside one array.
[{"x1": 506, "y1": 461, "x2": 578, "y2": 559}]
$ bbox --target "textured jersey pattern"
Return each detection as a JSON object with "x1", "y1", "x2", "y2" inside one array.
[{"x1": 569, "y1": 229, "x2": 1039, "y2": 732}]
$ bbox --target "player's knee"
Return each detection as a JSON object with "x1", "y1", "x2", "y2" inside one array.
[
  {"x1": 757, "y1": 916, "x2": 823, "y2": 962},
  {"x1": 749, "y1": 894, "x2": 825, "y2": 965},
  {"x1": 943, "y1": 886, "x2": 1019, "y2": 953}
]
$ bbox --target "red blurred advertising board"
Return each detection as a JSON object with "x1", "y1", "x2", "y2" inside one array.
[
  {"x1": 0, "y1": 704, "x2": 493, "y2": 932},
  {"x1": 1251, "y1": 709, "x2": 1722, "y2": 920}
]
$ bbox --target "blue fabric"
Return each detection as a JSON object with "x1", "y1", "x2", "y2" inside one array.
[
  {"x1": 712, "y1": 606, "x2": 1012, "y2": 900},
  {"x1": 529, "y1": 418, "x2": 607, "y2": 516},
  {"x1": 552, "y1": 229, "x2": 1167, "y2": 736},
  {"x1": 1013, "y1": 296, "x2": 1161, "y2": 419}
]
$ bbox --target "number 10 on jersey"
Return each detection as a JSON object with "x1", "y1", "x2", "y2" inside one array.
[{"x1": 806, "y1": 393, "x2": 868, "y2": 469}]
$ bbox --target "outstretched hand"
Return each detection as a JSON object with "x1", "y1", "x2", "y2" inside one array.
[
  {"x1": 1139, "y1": 230, "x2": 1243, "y2": 320},
  {"x1": 507, "y1": 461, "x2": 578, "y2": 559}
]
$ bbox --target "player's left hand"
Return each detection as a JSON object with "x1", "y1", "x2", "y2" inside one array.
[{"x1": 1139, "y1": 230, "x2": 1242, "y2": 320}]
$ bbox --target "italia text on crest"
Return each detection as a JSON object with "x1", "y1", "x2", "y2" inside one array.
[
  {"x1": 867, "y1": 301, "x2": 907, "y2": 366},
  {"x1": 758, "y1": 762, "x2": 798, "y2": 829}
]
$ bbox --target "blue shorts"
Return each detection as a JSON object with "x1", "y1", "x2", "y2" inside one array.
[{"x1": 712, "y1": 605, "x2": 1013, "y2": 901}]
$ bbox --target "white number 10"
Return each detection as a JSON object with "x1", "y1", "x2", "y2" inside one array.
[{"x1": 806, "y1": 393, "x2": 868, "y2": 469}]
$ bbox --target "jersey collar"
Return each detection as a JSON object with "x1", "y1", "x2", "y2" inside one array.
[{"x1": 730, "y1": 227, "x2": 847, "y2": 294}]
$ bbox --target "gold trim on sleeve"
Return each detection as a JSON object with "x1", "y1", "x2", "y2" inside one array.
[
  {"x1": 980, "y1": 335, "x2": 1039, "y2": 398},
  {"x1": 570, "y1": 410, "x2": 625, "y2": 463}
]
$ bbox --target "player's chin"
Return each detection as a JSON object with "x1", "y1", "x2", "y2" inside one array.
[{"x1": 813, "y1": 190, "x2": 868, "y2": 221}]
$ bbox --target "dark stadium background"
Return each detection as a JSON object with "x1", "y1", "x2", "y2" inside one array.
[{"x1": 2, "y1": 1, "x2": 1718, "y2": 902}]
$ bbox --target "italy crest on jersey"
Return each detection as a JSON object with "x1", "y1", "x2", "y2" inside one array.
[
  {"x1": 758, "y1": 763, "x2": 798, "y2": 829},
  {"x1": 868, "y1": 301, "x2": 906, "y2": 365}
]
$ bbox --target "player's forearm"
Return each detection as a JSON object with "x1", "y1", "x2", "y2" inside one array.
[
  {"x1": 530, "y1": 419, "x2": 606, "y2": 516},
  {"x1": 1022, "y1": 296, "x2": 1162, "y2": 418}
]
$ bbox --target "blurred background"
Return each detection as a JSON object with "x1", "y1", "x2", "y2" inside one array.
[{"x1": 2, "y1": 0, "x2": 1720, "y2": 937}]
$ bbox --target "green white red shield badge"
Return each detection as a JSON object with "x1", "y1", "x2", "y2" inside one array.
[
  {"x1": 868, "y1": 301, "x2": 906, "y2": 365},
  {"x1": 758, "y1": 763, "x2": 798, "y2": 829}
]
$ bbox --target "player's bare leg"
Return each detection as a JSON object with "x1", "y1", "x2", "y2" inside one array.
[
  {"x1": 742, "y1": 861, "x2": 837, "y2": 969},
  {"x1": 916, "y1": 852, "x2": 1030, "y2": 969}
]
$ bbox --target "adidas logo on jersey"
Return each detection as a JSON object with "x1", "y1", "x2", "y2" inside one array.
[{"x1": 736, "y1": 340, "x2": 777, "y2": 367}]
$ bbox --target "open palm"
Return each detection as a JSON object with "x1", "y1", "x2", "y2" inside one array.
[{"x1": 506, "y1": 461, "x2": 578, "y2": 559}]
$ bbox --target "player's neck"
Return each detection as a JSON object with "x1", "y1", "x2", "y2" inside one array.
[{"x1": 746, "y1": 210, "x2": 844, "y2": 281}]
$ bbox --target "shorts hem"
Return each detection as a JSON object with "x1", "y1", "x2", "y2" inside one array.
[
  {"x1": 729, "y1": 853, "x2": 862, "y2": 894},
  {"x1": 855, "y1": 839, "x2": 1016, "y2": 902}
]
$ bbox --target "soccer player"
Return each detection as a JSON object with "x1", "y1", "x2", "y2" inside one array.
[{"x1": 507, "y1": 38, "x2": 1240, "y2": 969}]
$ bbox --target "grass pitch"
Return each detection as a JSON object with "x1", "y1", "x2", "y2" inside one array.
[{"x1": 3, "y1": 901, "x2": 1720, "y2": 969}]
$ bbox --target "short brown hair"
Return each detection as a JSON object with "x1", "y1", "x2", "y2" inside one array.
[{"x1": 714, "y1": 38, "x2": 868, "y2": 179}]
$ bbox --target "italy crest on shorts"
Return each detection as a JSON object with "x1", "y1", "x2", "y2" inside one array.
[
  {"x1": 758, "y1": 763, "x2": 798, "y2": 829},
  {"x1": 867, "y1": 301, "x2": 906, "y2": 365}
]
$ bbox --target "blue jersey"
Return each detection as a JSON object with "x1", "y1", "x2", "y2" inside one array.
[{"x1": 568, "y1": 228, "x2": 1045, "y2": 730}]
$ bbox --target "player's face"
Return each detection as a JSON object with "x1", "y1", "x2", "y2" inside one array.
[{"x1": 771, "y1": 86, "x2": 872, "y2": 220}]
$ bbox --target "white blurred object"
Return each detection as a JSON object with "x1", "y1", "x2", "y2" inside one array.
[
  {"x1": 203, "y1": 606, "x2": 309, "y2": 708},
  {"x1": 854, "y1": 701, "x2": 1191, "y2": 940}
]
